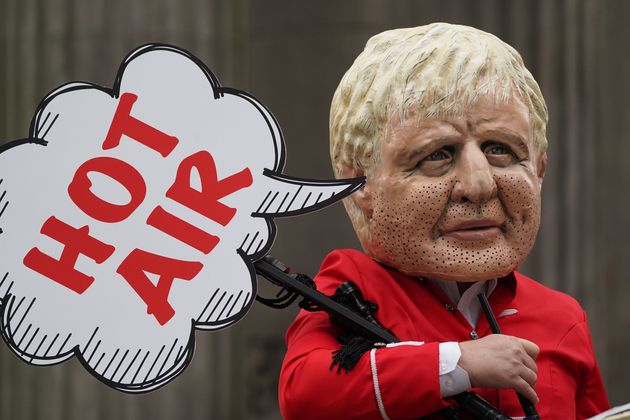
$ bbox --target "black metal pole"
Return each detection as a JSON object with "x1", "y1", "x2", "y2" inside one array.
[
  {"x1": 255, "y1": 258, "x2": 399, "y2": 343},
  {"x1": 477, "y1": 293, "x2": 540, "y2": 420}
]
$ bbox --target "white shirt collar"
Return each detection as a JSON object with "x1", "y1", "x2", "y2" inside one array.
[{"x1": 429, "y1": 278, "x2": 498, "y2": 328}]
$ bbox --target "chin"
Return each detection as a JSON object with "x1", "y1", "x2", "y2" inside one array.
[
  {"x1": 393, "y1": 261, "x2": 520, "y2": 282},
  {"x1": 364, "y1": 242, "x2": 526, "y2": 282}
]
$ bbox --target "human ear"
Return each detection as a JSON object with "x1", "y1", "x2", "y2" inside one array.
[
  {"x1": 338, "y1": 164, "x2": 374, "y2": 221},
  {"x1": 536, "y1": 152, "x2": 547, "y2": 189}
]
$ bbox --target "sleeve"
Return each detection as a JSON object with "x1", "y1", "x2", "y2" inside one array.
[
  {"x1": 554, "y1": 310, "x2": 610, "y2": 419},
  {"x1": 278, "y1": 251, "x2": 451, "y2": 420},
  {"x1": 573, "y1": 315, "x2": 610, "y2": 419},
  {"x1": 439, "y1": 342, "x2": 471, "y2": 397}
]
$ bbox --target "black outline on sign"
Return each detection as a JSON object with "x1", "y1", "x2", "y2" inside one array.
[
  {"x1": 254, "y1": 169, "x2": 364, "y2": 219},
  {"x1": 0, "y1": 43, "x2": 363, "y2": 393}
]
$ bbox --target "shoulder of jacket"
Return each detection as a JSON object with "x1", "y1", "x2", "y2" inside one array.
[{"x1": 513, "y1": 271, "x2": 586, "y2": 322}]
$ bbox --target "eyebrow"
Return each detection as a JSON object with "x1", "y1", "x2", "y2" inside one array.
[
  {"x1": 400, "y1": 136, "x2": 458, "y2": 163},
  {"x1": 481, "y1": 128, "x2": 530, "y2": 154}
]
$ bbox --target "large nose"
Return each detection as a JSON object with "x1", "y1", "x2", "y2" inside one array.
[{"x1": 450, "y1": 143, "x2": 497, "y2": 204}]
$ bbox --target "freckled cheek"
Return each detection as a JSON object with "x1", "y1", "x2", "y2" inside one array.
[
  {"x1": 495, "y1": 174, "x2": 541, "y2": 230},
  {"x1": 371, "y1": 179, "x2": 454, "y2": 233}
]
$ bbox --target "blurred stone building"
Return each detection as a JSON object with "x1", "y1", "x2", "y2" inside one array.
[{"x1": 1, "y1": 0, "x2": 629, "y2": 418}]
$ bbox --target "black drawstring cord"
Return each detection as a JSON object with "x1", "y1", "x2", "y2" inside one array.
[
  {"x1": 255, "y1": 272, "x2": 317, "y2": 309},
  {"x1": 255, "y1": 256, "x2": 321, "y2": 310}
]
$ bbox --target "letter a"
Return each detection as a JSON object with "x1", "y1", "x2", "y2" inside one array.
[{"x1": 117, "y1": 249, "x2": 203, "y2": 325}]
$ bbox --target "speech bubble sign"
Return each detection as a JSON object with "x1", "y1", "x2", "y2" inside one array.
[{"x1": 0, "y1": 44, "x2": 363, "y2": 392}]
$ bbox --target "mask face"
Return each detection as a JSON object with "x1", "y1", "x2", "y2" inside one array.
[{"x1": 356, "y1": 94, "x2": 545, "y2": 281}]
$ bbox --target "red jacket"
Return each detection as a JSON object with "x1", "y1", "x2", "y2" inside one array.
[{"x1": 279, "y1": 249, "x2": 609, "y2": 419}]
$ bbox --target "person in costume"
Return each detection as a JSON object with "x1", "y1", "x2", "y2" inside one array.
[{"x1": 278, "y1": 23, "x2": 610, "y2": 419}]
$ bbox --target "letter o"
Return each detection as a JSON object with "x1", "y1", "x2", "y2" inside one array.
[{"x1": 68, "y1": 157, "x2": 147, "y2": 223}]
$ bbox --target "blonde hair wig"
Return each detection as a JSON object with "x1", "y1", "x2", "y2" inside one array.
[{"x1": 330, "y1": 23, "x2": 548, "y2": 177}]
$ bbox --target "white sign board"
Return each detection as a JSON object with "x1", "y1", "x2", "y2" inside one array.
[{"x1": 0, "y1": 44, "x2": 362, "y2": 392}]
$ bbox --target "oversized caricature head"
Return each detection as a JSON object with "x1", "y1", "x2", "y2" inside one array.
[{"x1": 330, "y1": 23, "x2": 549, "y2": 281}]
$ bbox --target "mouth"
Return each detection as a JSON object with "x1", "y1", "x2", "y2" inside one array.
[{"x1": 440, "y1": 219, "x2": 505, "y2": 242}]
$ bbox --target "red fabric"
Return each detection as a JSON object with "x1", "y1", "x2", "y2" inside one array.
[{"x1": 279, "y1": 249, "x2": 610, "y2": 419}]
